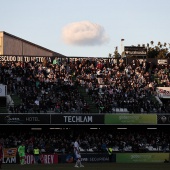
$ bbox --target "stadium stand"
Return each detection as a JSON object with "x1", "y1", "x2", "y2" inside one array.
[
  {"x1": 0, "y1": 128, "x2": 170, "y2": 154},
  {"x1": 0, "y1": 57, "x2": 170, "y2": 114}
]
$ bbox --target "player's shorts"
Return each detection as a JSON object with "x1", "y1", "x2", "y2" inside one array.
[
  {"x1": 0, "y1": 154, "x2": 2, "y2": 160},
  {"x1": 19, "y1": 152, "x2": 25, "y2": 157},
  {"x1": 75, "y1": 153, "x2": 81, "y2": 159}
]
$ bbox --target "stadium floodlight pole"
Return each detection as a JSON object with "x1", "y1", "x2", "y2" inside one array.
[{"x1": 121, "y1": 39, "x2": 125, "y2": 58}]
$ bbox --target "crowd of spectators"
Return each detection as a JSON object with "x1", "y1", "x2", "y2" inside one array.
[
  {"x1": 0, "y1": 57, "x2": 90, "y2": 113},
  {"x1": 0, "y1": 128, "x2": 170, "y2": 153},
  {"x1": 0, "y1": 56, "x2": 170, "y2": 113},
  {"x1": 75, "y1": 58, "x2": 170, "y2": 113}
]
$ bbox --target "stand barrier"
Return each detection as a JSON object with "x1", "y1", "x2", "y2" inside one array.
[{"x1": 2, "y1": 148, "x2": 169, "y2": 164}]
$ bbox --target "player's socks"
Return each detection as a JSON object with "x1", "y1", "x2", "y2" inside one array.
[
  {"x1": 75, "y1": 160, "x2": 79, "y2": 167},
  {"x1": 77, "y1": 159, "x2": 81, "y2": 166},
  {"x1": 22, "y1": 159, "x2": 25, "y2": 165}
]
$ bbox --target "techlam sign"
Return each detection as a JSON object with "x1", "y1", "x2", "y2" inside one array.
[
  {"x1": 51, "y1": 115, "x2": 104, "y2": 124},
  {"x1": 64, "y1": 115, "x2": 92, "y2": 123},
  {"x1": 25, "y1": 154, "x2": 58, "y2": 164},
  {"x1": 156, "y1": 87, "x2": 170, "y2": 98}
]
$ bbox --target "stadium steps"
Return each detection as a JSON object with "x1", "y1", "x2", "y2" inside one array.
[
  {"x1": 77, "y1": 86, "x2": 98, "y2": 113},
  {"x1": 11, "y1": 95, "x2": 22, "y2": 106},
  {"x1": 0, "y1": 95, "x2": 21, "y2": 113},
  {"x1": 0, "y1": 107, "x2": 8, "y2": 113}
]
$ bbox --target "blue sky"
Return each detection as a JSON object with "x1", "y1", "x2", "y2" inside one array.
[{"x1": 0, "y1": 0, "x2": 170, "y2": 57}]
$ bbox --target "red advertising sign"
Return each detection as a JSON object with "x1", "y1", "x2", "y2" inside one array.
[{"x1": 25, "y1": 154, "x2": 58, "y2": 164}]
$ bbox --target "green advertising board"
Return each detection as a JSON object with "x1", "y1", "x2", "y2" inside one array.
[
  {"x1": 117, "y1": 153, "x2": 169, "y2": 163},
  {"x1": 105, "y1": 114, "x2": 157, "y2": 124}
]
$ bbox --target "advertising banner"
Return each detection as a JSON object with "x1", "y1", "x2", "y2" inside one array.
[
  {"x1": 116, "y1": 153, "x2": 169, "y2": 163},
  {"x1": 156, "y1": 87, "x2": 170, "y2": 98},
  {"x1": 124, "y1": 46, "x2": 147, "y2": 56},
  {"x1": 157, "y1": 115, "x2": 170, "y2": 124},
  {"x1": 51, "y1": 114, "x2": 104, "y2": 124},
  {"x1": 3, "y1": 148, "x2": 17, "y2": 164},
  {"x1": 158, "y1": 59, "x2": 168, "y2": 65},
  {"x1": 0, "y1": 56, "x2": 48, "y2": 63},
  {"x1": 105, "y1": 114, "x2": 157, "y2": 124},
  {"x1": 59, "y1": 153, "x2": 115, "y2": 163},
  {"x1": 81, "y1": 153, "x2": 115, "y2": 162},
  {"x1": 0, "y1": 114, "x2": 50, "y2": 125},
  {"x1": 25, "y1": 154, "x2": 58, "y2": 164}
]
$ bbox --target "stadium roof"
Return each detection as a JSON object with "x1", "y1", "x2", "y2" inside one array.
[{"x1": 0, "y1": 31, "x2": 66, "y2": 57}]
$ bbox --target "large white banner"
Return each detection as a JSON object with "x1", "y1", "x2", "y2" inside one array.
[
  {"x1": 157, "y1": 59, "x2": 168, "y2": 65},
  {"x1": 156, "y1": 87, "x2": 170, "y2": 98},
  {"x1": 0, "y1": 84, "x2": 7, "y2": 96}
]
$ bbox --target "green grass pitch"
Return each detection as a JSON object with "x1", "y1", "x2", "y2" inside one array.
[{"x1": 1, "y1": 163, "x2": 170, "y2": 170}]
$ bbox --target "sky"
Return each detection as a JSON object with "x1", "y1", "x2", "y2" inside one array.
[{"x1": 0, "y1": 0, "x2": 170, "y2": 57}]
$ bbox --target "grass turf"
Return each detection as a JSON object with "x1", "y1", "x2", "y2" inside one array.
[{"x1": 1, "y1": 163, "x2": 170, "y2": 170}]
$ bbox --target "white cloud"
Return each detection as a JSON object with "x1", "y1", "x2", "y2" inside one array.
[{"x1": 61, "y1": 21, "x2": 109, "y2": 46}]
